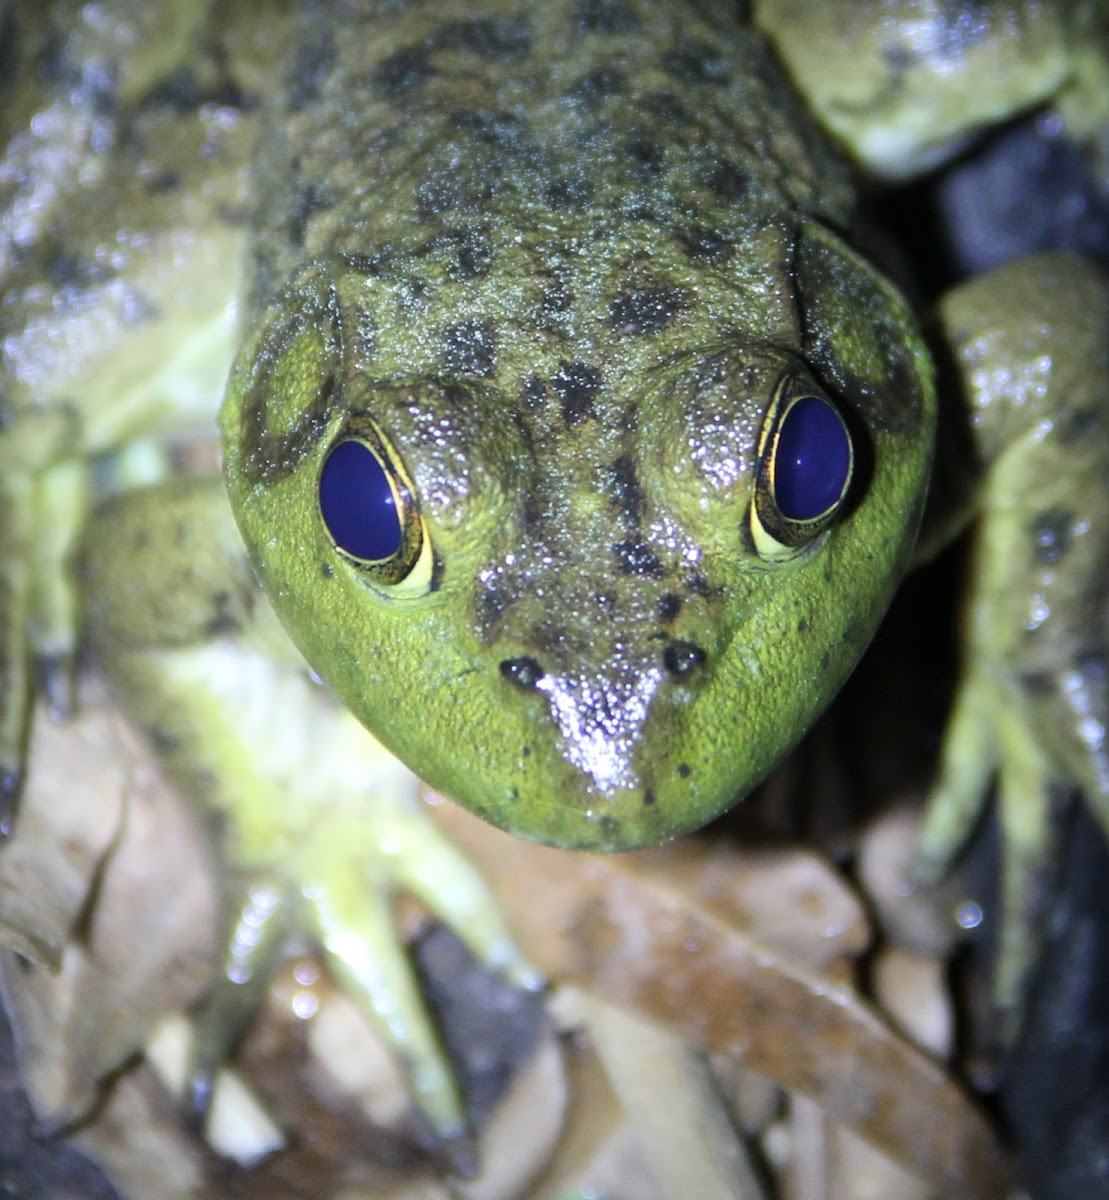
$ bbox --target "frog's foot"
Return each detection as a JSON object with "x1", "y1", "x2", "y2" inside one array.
[
  {"x1": 918, "y1": 254, "x2": 1109, "y2": 1039},
  {"x1": 916, "y1": 665, "x2": 1065, "y2": 1035},
  {"x1": 185, "y1": 790, "x2": 540, "y2": 1171},
  {"x1": 292, "y1": 783, "x2": 543, "y2": 1162}
]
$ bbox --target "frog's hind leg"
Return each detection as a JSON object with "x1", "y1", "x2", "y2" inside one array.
[{"x1": 919, "y1": 253, "x2": 1109, "y2": 1031}]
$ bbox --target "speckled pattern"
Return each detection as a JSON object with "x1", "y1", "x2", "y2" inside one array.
[{"x1": 226, "y1": 0, "x2": 934, "y2": 847}]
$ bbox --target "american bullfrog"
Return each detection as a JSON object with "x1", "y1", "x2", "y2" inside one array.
[{"x1": 1, "y1": 0, "x2": 1107, "y2": 1160}]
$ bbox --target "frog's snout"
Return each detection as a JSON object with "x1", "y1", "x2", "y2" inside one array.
[{"x1": 478, "y1": 633, "x2": 726, "y2": 851}]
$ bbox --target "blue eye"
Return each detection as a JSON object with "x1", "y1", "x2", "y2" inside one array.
[
  {"x1": 773, "y1": 396, "x2": 852, "y2": 522},
  {"x1": 319, "y1": 440, "x2": 403, "y2": 560}
]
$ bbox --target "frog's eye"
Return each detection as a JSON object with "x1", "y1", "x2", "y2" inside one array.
[
  {"x1": 318, "y1": 422, "x2": 433, "y2": 594},
  {"x1": 751, "y1": 385, "x2": 853, "y2": 561}
]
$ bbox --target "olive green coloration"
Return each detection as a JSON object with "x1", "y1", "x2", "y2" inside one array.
[
  {"x1": 2, "y1": 0, "x2": 1108, "y2": 1151},
  {"x1": 220, "y1": 0, "x2": 937, "y2": 851}
]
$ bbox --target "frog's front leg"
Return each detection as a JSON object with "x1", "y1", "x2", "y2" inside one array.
[
  {"x1": 80, "y1": 473, "x2": 540, "y2": 1156},
  {"x1": 919, "y1": 254, "x2": 1109, "y2": 1025}
]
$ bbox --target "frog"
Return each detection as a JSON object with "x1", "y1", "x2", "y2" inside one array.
[{"x1": 1, "y1": 0, "x2": 1107, "y2": 1169}]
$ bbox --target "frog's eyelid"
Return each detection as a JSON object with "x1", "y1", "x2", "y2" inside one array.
[{"x1": 750, "y1": 378, "x2": 854, "y2": 561}]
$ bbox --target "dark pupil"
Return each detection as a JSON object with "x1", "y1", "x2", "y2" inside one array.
[
  {"x1": 773, "y1": 396, "x2": 851, "y2": 522},
  {"x1": 319, "y1": 440, "x2": 403, "y2": 560}
]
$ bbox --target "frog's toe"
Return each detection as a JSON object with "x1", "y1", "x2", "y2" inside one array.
[
  {"x1": 921, "y1": 664, "x2": 1067, "y2": 1035},
  {"x1": 916, "y1": 667, "x2": 998, "y2": 886},
  {"x1": 302, "y1": 856, "x2": 465, "y2": 1139},
  {"x1": 186, "y1": 879, "x2": 290, "y2": 1132},
  {"x1": 380, "y1": 810, "x2": 544, "y2": 995}
]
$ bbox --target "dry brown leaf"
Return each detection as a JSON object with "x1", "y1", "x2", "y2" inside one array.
[{"x1": 433, "y1": 799, "x2": 1016, "y2": 1200}]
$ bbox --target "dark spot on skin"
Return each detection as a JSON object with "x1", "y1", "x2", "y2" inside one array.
[
  {"x1": 544, "y1": 175, "x2": 593, "y2": 209},
  {"x1": 614, "y1": 540, "x2": 665, "y2": 578},
  {"x1": 286, "y1": 29, "x2": 336, "y2": 111},
  {"x1": 597, "y1": 815, "x2": 621, "y2": 839},
  {"x1": 206, "y1": 611, "x2": 242, "y2": 638},
  {"x1": 500, "y1": 657, "x2": 545, "y2": 689},
  {"x1": 521, "y1": 490, "x2": 546, "y2": 534},
  {"x1": 522, "y1": 745, "x2": 531, "y2": 757},
  {"x1": 44, "y1": 248, "x2": 99, "y2": 291},
  {"x1": 415, "y1": 174, "x2": 468, "y2": 217},
  {"x1": 685, "y1": 572, "x2": 715, "y2": 597},
  {"x1": 288, "y1": 181, "x2": 338, "y2": 246},
  {"x1": 663, "y1": 640, "x2": 707, "y2": 677},
  {"x1": 642, "y1": 90, "x2": 690, "y2": 125},
  {"x1": 441, "y1": 319, "x2": 498, "y2": 378},
  {"x1": 444, "y1": 227, "x2": 494, "y2": 281},
  {"x1": 145, "y1": 169, "x2": 181, "y2": 193},
  {"x1": 609, "y1": 286, "x2": 685, "y2": 335},
  {"x1": 321, "y1": 563, "x2": 333, "y2": 579},
  {"x1": 796, "y1": 618, "x2": 808, "y2": 633},
  {"x1": 551, "y1": 361, "x2": 602, "y2": 426},
  {"x1": 521, "y1": 376, "x2": 548, "y2": 410},
  {"x1": 1030, "y1": 509, "x2": 1074, "y2": 566},
  {"x1": 572, "y1": 66, "x2": 626, "y2": 106},
  {"x1": 429, "y1": 552, "x2": 445, "y2": 594},
  {"x1": 509, "y1": 786, "x2": 519, "y2": 801},
  {"x1": 147, "y1": 68, "x2": 243, "y2": 113},
  {"x1": 540, "y1": 278, "x2": 574, "y2": 323},
  {"x1": 1074, "y1": 647, "x2": 1108, "y2": 679},
  {"x1": 707, "y1": 160, "x2": 749, "y2": 199},
  {"x1": 144, "y1": 725, "x2": 180, "y2": 754},
  {"x1": 433, "y1": 17, "x2": 533, "y2": 60},
  {"x1": 574, "y1": 0, "x2": 640, "y2": 34},
  {"x1": 1058, "y1": 406, "x2": 1101, "y2": 445},
  {"x1": 820, "y1": 651, "x2": 831, "y2": 671},
  {"x1": 625, "y1": 136, "x2": 665, "y2": 174},
  {"x1": 643, "y1": 790, "x2": 656, "y2": 807},
  {"x1": 453, "y1": 108, "x2": 532, "y2": 156},
  {"x1": 658, "y1": 593, "x2": 683, "y2": 623},
  {"x1": 477, "y1": 584, "x2": 513, "y2": 636},
  {"x1": 677, "y1": 763, "x2": 692, "y2": 778},
  {"x1": 604, "y1": 454, "x2": 644, "y2": 527},
  {"x1": 663, "y1": 41, "x2": 730, "y2": 85},
  {"x1": 1019, "y1": 670, "x2": 1056, "y2": 694},
  {"x1": 678, "y1": 225, "x2": 733, "y2": 261},
  {"x1": 371, "y1": 45, "x2": 435, "y2": 99}
]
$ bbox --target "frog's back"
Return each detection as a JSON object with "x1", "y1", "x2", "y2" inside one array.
[{"x1": 252, "y1": 0, "x2": 855, "y2": 304}]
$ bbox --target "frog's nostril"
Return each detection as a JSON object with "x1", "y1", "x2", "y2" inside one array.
[
  {"x1": 499, "y1": 656, "x2": 546, "y2": 689},
  {"x1": 662, "y1": 640, "x2": 707, "y2": 678}
]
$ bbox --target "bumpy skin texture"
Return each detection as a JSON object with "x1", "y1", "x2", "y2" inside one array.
[{"x1": 220, "y1": 0, "x2": 936, "y2": 850}]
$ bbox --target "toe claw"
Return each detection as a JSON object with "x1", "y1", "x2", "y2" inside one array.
[
  {"x1": 36, "y1": 652, "x2": 76, "y2": 723},
  {"x1": 0, "y1": 768, "x2": 21, "y2": 840}
]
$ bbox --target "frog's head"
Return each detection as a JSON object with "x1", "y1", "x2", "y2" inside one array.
[{"x1": 221, "y1": 224, "x2": 935, "y2": 851}]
